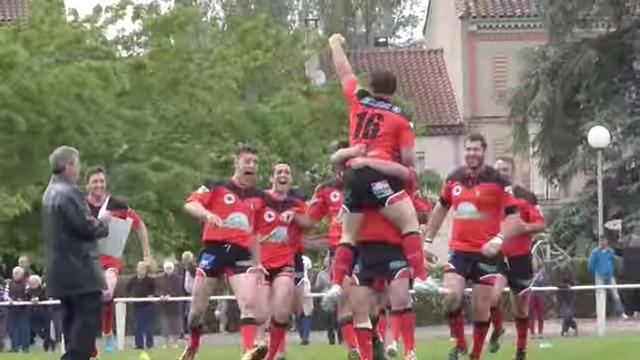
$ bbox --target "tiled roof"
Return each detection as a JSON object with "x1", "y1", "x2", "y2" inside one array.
[
  {"x1": 348, "y1": 48, "x2": 463, "y2": 132},
  {"x1": 0, "y1": 0, "x2": 27, "y2": 23},
  {"x1": 455, "y1": 0, "x2": 541, "y2": 19}
]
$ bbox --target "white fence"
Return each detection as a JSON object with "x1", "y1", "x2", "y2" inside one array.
[{"x1": 2, "y1": 283, "x2": 640, "y2": 351}]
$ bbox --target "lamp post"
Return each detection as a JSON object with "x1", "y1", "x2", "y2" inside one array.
[{"x1": 587, "y1": 124, "x2": 611, "y2": 337}]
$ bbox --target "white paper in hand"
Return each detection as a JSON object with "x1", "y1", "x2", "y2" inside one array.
[{"x1": 97, "y1": 196, "x2": 133, "y2": 259}]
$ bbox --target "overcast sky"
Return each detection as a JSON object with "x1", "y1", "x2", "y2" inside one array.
[{"x1": 64, "y1": 0, "x2": 428, "y2": 41}]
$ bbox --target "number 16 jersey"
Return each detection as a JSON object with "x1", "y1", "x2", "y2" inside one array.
[{"x1": 343, "y1": 76, "x2": 415, "y2": 162}]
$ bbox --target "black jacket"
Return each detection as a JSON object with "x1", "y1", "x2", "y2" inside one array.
[{"x1": 42, "y1": 175, "x2": 108, "y2": 298}]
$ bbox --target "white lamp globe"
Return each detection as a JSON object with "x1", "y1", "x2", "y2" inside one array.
[{"x1": 587, "y1": 125, "x2": 611, "y2": 149}]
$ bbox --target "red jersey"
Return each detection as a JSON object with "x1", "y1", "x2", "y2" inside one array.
[
  {"x1": 358, "y1": 196, "x2": 426, "y2": 246},
  {"x1": 186, "y1": 180, "x2": 265, "y2": 249},
  {"x1": 343, "y1": 76, "x2": 415, "y2": 162},
  {"x1": 88, "y1": 196, "x2": 142, "y2": 271},
  {"x1": 440, "y1": 166, "x2": 518, "y2": 253},
  {"x1": 256, "y1": 192, "x2": 307, "y2": 269},
  {"x1": 502, "y1": 185, "x2": 545, "y2": 257},
  {"x1": 308, "y1": 179, "x2": 344, "y2": 249}
]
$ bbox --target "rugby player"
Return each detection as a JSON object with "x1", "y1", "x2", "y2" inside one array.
[
  {"x1": 486, "y1": 156, "x2": 546, "y2": 360},
  {"x1": 181, "y1": 145, "x2": 268, "y2": 360},
  {"x1": 423, "y1": 133, "x2": 526, "y2": 360},
  {"x1": 328, "y1": 33, "x2": 428, "y2": 289},
  {"x1": 85, "y1": 167, "x2": 151, "y2": 354}
]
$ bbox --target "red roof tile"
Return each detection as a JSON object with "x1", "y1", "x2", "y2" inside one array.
[
  {"x1": 456, "y1": 0, "x2": 540, "y2": 19},
  {"x1": 0, "y1": 0, "x2": 27, "y2": 23},
  {"x1": 348, "y1": 48, "x2": 462, "y2": 132}
]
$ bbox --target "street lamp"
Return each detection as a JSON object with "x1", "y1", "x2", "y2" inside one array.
[
  {"x1": 587, "y1": 124, "x2": 610, "y2": 338},
  {"x1": 587, "y1": 125, "x2": 611, "y2": 238}
]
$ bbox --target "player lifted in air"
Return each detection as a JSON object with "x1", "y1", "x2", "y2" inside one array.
[
  {"x1": 423, "y1": 133, "x2": 526, "y2": 360},
  {"x1": 181, "y1": 145, "x2": 268, "y2": 360},
  {"x1": 255, "y1": 163, "x2": 311, "y2": 360},
  {"x1": 85, "y1": 167, "x2": 151, "y2": 355},
  {"x1": 485, "y1": 156, "x2": 546, "y2": 360},
  {"x1": 326, "y1": 33, "x2": 429, "y2": 302}
]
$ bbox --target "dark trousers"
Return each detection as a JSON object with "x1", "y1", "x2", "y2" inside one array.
[
  {"x1": 61, "y1": 292, "x2": 101, "y2": 360},
  {"x1": 561, "y1": 317, "x2": 577, "y2": 334},
  {"x1": 326, "y1": 311, "x2": 342, "y2": 345},
  {"x1": 133, "y1": 304, "x2": 155, "y2": 349},
  {"x1": 9, "y1": 310, "x2": 30, "y2": 352}
]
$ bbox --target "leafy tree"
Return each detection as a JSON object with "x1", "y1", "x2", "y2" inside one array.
[
  {"x1": 0, "y1": 0, "x2": 347, "y2": 269},
  {"x1": 508, "y1": 0, "x2": 640, "y2": 243}
]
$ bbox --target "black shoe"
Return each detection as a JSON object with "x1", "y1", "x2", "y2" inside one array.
[
  {"x1": 514, "y1": 349, "x2": 526, "y2": 360},
  {"x1": 448, "y1": 346, "x2": 468, "y2": 360},
  {"x1": 489, "y1": 328, "x2": 505, "y2": 353}
]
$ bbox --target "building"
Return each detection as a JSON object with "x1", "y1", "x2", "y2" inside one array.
[
  {"x1": 0, "y1": 0, "x2": 27, "y2": 24},
  {"x1": 423, "y1": 0, "x2": 582, "y2": 205}
]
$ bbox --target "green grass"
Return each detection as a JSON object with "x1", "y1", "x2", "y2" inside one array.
[{"x1": 3, "y1": 336, "x2": 638, "y2": 360}]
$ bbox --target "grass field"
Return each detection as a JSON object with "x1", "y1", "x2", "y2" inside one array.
[{"x1": 1, "y1": 336, "x2": 637, "y2": 360}]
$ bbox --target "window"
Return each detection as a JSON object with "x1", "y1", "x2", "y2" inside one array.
[
  {"x1": 416, "y1": 151, "x2": 426, "y2": 174},
  {"x1": 492, "y1": 54, "x2": 508, "y2": 100}
]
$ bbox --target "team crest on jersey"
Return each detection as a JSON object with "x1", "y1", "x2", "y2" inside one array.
[
  {"x1": 455, "y1": 201, "x2": 483, "y2": 219},
  {"x1": 225, "y1": 212, "x2": 250, "y2": 230},
  {"x1": 223, "y1": 193, "x2": 235, "y2": 205},
  {"x1": 452, "y1": 185, "x2": 462, "y2": 197},
  {"x1": 264, "y1": 210, "x2": 276, "y2": 222},
  {"x1": 330, "y1": 191, "x2": 341, "y2": 202}
]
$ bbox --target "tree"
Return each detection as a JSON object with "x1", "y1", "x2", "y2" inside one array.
[
  {"x1": 508, "y1": 0, "x2": 640, "y2": 241},
  {"x1": 0, "y1": 0, "x2": 347, "y2": 268}
]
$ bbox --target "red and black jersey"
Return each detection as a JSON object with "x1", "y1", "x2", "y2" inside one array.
[
  {"x1": 256, "y1": 192, "x2": 307, "y2": 269},
  {"x1": 439, "y1": 166, "x2": 518, "y2": 253},
  {"x1": 502, "y1": 185, "x2": 545, "y2": 257},
  {"x1": 186, "y1": 180, "x2": 266, "y2": 249},
  {"x1": 87, "y1": 195, "x2": 142, "y2": 230},
  {"x1": 343, "y1": 76, "x2": 415, "y2": 163},
  {"x1": 308, "y1": 179, "x2": 344, "y2": 249},
  {"x1": 88, "y1": 195, "x2": 142, "y2": 270}
]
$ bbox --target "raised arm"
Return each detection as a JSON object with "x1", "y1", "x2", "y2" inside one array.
[{"x1": 329, "y1": 34, "x2": 355, "y2": 86}]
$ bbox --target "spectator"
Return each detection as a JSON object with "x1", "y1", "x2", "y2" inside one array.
[
  {"x1": 589, "y1": 235, "x2": 627, "y2": 319},
  {"x1": 26, "y1": 275, "x2": 54, "y2": 352},
  {"x1": 295, "y1": 255, "x2": 314, "y2": 346},
  {"x1": 529, "y1": 266, "x2": 549, "y2": 341},
  {"x1": 18, "y1": 256, "x2": 31, "y2": 279},
  {"x1": 623, "y1": 234, "x2": 640, "y2": 318},
  {"x1": 557, "y1": 265, "x2": 578, "y2": 337},
  {"x1": 0, "y1": 270, "x2": 7, "y2": 352},
  {"x1": 7, "y1": 266, "x2": 29, "y2": 352},
  {"x1": 315, "y1": 255, "x2": 341, "y2": 345},
  {"x1": 127, "y1": 261, "x2": 156, "y2": 349},
  {"x1": 156, "y1": 260, "x2": 182, "y2": 348},
  {"x1": 180, "y1": 251, "x2": 196, "y2": 338}
]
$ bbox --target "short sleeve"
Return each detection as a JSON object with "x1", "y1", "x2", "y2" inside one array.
[
  {"x1": 439, "y1": 180, "x2": 453, "y2": 208},
  {"x1": 127, "y1": 209, "x2": 143, "y2": 229},
  {"x1": 342, "y1": 76, "x2": 361, "y2": 106},
  {"x1": 397, "y1": 118, "x2": 415, "y2": 149},
  {"x1": 307, "y1": 186, "x2": 328, "y2": 221},
  {"x1": 186, "y1": 185, "x2": 214, "y2": 209}
]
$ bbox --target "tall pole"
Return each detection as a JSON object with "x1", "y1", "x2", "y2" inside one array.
[
  {"x1": 597, "y1": 149, "x2": 604, "y2": 239},
  {"x1": 596, "y1": 149, "x2": 605, "y2": 337}
]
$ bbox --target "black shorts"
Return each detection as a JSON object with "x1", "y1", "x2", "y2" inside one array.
[
  {"x1": 343, "y1": 166, "x2": 405, "y2": 212},
  {"x1": 293, "y1": 252, "x2": 304, "y2": 285},
  {"x1": 265, "y1": 266, "x2": 295, "y2": 285},
  {"x1": 198, "y1": 242, "x2": 252, "y2": 278},
  {"x1": 499, "y1": 254, "x2": 533, "y2": 295},
  {"x1": 445, "y1": 251, "x2": 500, "y2": 285},
  {"x1": 352, "y1": 242, "x2": 410, "y2": 291}
]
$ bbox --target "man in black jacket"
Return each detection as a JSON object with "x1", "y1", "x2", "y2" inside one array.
[{"x1": 42, "y1": 146, "x2": 110, "y2": 360}]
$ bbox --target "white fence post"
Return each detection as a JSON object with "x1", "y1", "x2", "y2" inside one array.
[
  {"x1": 116, "y1": 301, "x2": 127, "y2": 350},
  {"x1": 595, "y1": 275, "x2": 607, "y2": 337}
]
